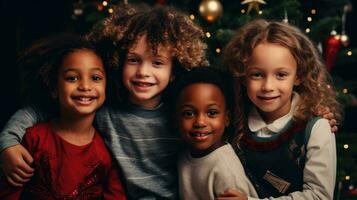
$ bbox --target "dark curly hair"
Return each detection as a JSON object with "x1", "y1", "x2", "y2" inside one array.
[
  {"x1": 18, "y1": 33, "x2": 106, "y2": 115},
  {"x1": 86, "y1": 3, "x2": 208, "y2": 103}
]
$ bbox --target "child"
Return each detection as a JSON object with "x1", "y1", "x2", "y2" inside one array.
[
  {"x1": 0, "y1": 4, "x2": 207, "y2": 199},
  {"x1": 0, "y1": 33, "x2": 126, "y2": 199},
  {"x1": 173, "y1": 67, "x2": 258, "y2": 200},
  {"x1": 219, "y1": 19, "x2": 343, "y2": 200}
]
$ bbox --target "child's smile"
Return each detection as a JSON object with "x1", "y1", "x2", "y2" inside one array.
[
  {"x1": 122, "y1": 35, "x2": 174, "y2": 109},
  {"x1": 176, "y1": 83, "x2": 229, "y2": 157},
  {"x1": 56, "y1": 49, "x2": 106, "y2": 117},
  {"x1": 71, "y1": 95, "x2": 99, "y2": 106},
  {"x1": 246, "y1": 43, "x2": 300, "y2": 123}
]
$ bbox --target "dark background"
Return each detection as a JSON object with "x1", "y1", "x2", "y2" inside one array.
[{"x1": 1, "y1": 0, "x2": 357, "y2": 130}]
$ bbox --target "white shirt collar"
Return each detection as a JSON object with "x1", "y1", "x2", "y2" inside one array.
[{"x1": 248, "y1": 92, "x2": 300, "y2": 137}]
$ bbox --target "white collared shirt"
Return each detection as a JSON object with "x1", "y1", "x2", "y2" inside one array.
[{"x1": 248, "y1": 92, "x2": 300, "y2": 137}]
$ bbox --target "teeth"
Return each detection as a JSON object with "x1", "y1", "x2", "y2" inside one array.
[
  {"x1": 134, "y1": 82, "x2": 153, "y2": 87},
  {"x1": 193, "y1": 133, "x2": 208, "y2": 137},
  {"x1": 76, "y1": 97, "x2": 92, "y2": 101}
]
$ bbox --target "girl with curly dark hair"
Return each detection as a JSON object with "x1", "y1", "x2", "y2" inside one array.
[{"x1": 0, "y1": 33, "x2": 126, "y2": 199}]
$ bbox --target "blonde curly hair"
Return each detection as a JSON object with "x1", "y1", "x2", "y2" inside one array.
[{"x1": 224, "y1": 19, "x2": 343, "y2": 146}]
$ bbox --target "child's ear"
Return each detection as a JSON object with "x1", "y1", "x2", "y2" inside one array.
[
  {"x1": 294, "y1": 76, "x2": 301, "y2": 86},
  {"x1": 225, "y1": 110, "x2": 231, "y2": 127}
]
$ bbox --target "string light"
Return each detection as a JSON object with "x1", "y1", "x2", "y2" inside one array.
[
  {"x1": 341, "y1": 34, "x2": 348, "y2": 42},
  {"x1": 345, "y1": 175, "x2": 350, "y2": 180},
  {"x1": 206, "y1": 32, "x2": 211, "y2": 38},
  {"x1": 108, "y1": 7, "x2": 114, "y2": 13},
  {"x1": 343, "y1": 88, "x2": 348, "y2": 94},
  {"x1": 189, "y1": 14, "x2": 195, "y2": 20},
  {"x1": 258, "y1": 10, "x2": 263, "y2": 15},
  {"x1": 241, "y1": 9, "x2": 246, "y2": 14},
  {"x1": 305, "y1": 28, "x2": 311, "y2": 33},
  {"x1": 347, "y1": 51, "x2": 352, "y2": 56},
  {"x1": 343, "y1": 144, "x2": 349, "y2": 149},
  {"x1": 216, "y1": 48, "x2": 221, "y2": 53},
  {"x1": 307, "y1": 17, "x2": 312, "y2": 22},
  {"x1": 311, "y1": 9, "x2": 316, "y2": 14},
  {"x1": 102, "y1": 1, "x2": 108, "y2": 6}
]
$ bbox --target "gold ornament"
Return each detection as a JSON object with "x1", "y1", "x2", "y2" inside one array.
[
  {"x1": 199, "y1": 0, "x2": 223, "y2": 22},
  {"x1": 241, "y1": 0, "x2": 266, "y2": 14}
]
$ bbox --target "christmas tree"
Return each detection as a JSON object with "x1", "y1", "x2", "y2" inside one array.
[
  {"x1": 1, "y1": 0, "x2": 355, "y2": 198},
  {"x1": 70, "y1": 0, "x2": 357, "y2": 199}
]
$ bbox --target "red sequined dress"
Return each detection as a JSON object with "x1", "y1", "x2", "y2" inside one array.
[{"x1": 0, "y1": 122, "x2": 126, "y2": 200}]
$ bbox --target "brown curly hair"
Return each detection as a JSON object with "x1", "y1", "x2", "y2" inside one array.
[
  {"x1": 224, "y1": 19, "x2": 343, "y2": 146},
  {"x1": 86, "y1": 3, "x2": 208, "y2": 103}
]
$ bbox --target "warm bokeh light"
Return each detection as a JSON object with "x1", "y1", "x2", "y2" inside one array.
[{"x1": 206, "y1": 32, "x2": 211, "y2": 38}]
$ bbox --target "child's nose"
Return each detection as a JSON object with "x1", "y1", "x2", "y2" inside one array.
[
  {"x1": 193, "y1": 114, "x2": 207, "y2": 128},
  {"x1": 78, "y1": 79, "x2": 92, "y2": 91},
  {"x1": 136, "y1": 63, "x2": 150, "y2": 78},
  {"x1": 262, "y1": 77, "x2": 274, "y2": 91}
]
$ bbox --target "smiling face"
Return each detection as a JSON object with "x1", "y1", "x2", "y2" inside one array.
[
  {"x1": 122, "y1": 35, "x2": 174, "y2": 109},
  {"x1": 176, "y1": 83, "x2": 230, "y2": 157},
  {"x1": 245, "y1": 43, "x2": 300, "y2": 123},
  {"x1": 56, "y1": 49, "x2": 106, "y2": 118}
]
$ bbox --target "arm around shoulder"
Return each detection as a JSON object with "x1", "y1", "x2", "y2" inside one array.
[{"x1": 0, "y1": 106, "x2": 45, "y2": 152}]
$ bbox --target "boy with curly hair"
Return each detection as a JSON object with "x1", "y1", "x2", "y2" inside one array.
[{"x1": 0, "y1": 4, "x2": 207, "y2": 199}]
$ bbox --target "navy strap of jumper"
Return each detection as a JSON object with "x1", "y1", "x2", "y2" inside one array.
[{"x1": 237, "y1": 117, "x2": 320, "y2": 198}]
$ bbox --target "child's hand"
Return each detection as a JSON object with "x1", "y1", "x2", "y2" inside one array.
[
  {"x1": 315, "y1": 106, "x2": 338, "y2": 133},
  {"x1": 216, "y1": 188, "x2": 248, "y2": 200},
  {"x1": 0, "y1": 144, "x2": 34, "y2": 187}
]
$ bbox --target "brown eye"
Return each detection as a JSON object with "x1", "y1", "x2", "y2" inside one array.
[
  {"x1": 126, "y1": 57, "x2": 139, "y2": 64},
  {"x1": 182, "y1": 110, "x2": 194, "y2": 118},
  {"x1": 276, "y1": 72, "x2": 288, "y2": 80},
  {"x1": 249, "y1": 72, "x2": 263, "y2": 79},
  {"x1": 92, "y1": 75, "x2": 103, "y2": 81},
  {"x1": 65, "y1": 76, "x2": 79, "y2": 82},
  {"x1": 153, "y1": 60, "x2": 164, "y2": 67},
  {"x1": 207, "y1": 110, "x2": 218, "y2": 118}
]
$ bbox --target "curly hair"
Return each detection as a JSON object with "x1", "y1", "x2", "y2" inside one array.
[
  {"x1": 85, "y1": 3, "x2": 208, "y2": 103},
  {"x1": 224, "y1": 19, "x2": 343, "y2": 146},
  {"x1": 18, "y1": 33, "x2": 105, "y2": 114}
]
